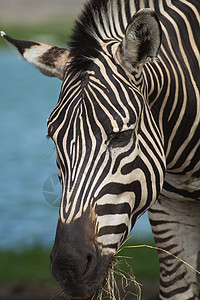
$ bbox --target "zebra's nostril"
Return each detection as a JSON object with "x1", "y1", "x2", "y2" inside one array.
[
  {"x1": 84, "y1": 254, "x2": 93, "y2": 275},
  {"x1": 79, "y1": 252, "x2": 96, "y2": 278}
]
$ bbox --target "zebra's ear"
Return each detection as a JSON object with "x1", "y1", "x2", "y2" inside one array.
[
  {"x1": 1, "y1": 31, "x2": 69, "y2": 80},
  {"x1": 119, "y1": 9, "x2": 161, "y2": 71}
]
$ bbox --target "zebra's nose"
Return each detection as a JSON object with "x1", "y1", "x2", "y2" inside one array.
[
  {"x1": 50, "y1": 218, "x2": 101, "y2": 298},
  {"x1": 50, "y1": 240, "x2": 100, "y2": 299},
  {"x1": 50, "y1": 245, "x2": 97, "y2": 283}
]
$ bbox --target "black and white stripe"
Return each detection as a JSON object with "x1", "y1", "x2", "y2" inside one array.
[
  {"x1": 17, "y1": 0, "x2": 198, "y2": 298},
  {"x1": 48, "y1": 49, "x2": 166, "y2": 250},
  {"x1": 2, "y1": 0, "x2": 199, "y2": 298}
]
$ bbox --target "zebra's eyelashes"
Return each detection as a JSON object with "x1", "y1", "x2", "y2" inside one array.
[
  {"x1": 106, "y1": 130, "x2": 133, "y2": 149},
  {"x1": 47, "y1": 124, "x2": 54, "y2": 139}
]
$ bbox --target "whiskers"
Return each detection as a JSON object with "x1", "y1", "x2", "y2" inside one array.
[{"x1": 48, "y1": 283, "x2": 66, "y2": 300}]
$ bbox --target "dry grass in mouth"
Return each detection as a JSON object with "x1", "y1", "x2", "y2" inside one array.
[
  {"x1": 91, "y1": 236, "x2": 142, "y2": 300},
  {"x1": 92, "y1": 257, "x2": 141, "y2": 300},
  {"x1": 116, "y1": 244, "x2": 200, "y2": 276},
  {"x1": 104, "y1": 258, "x2": 141, "y2": 300},
  {"x1": 92, "y1": 236, "x2": 200, "y2": 300}
]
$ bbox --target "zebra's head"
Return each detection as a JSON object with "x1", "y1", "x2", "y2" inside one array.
[{"x1": 2, "y1": 2, "x2": 166, "y2": 298}]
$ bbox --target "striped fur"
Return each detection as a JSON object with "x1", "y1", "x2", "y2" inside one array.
[
  {"x1": 47, "y1": 0, "x2": 200, "y2": 298},
  {"x1": 46, "y1": 0, "x2": 200, "y2": 298},
  {"x1": 50, "y1": 1, "x2": 200, "y2": 299},
  {"x1": 48, "y1": 49, "x2": 166, "y2": 251},
  {"x1": 2, "y1": 0, "x2": 199, "y2": 298}
]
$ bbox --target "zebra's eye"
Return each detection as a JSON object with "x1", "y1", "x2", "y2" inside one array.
[{"x1": 108, "y1": 130, "x2": 133, "y2": 148}]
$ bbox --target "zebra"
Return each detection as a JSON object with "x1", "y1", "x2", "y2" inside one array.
[{"x1": 1, "y1": 0, "x2": 200, "y2": 298}]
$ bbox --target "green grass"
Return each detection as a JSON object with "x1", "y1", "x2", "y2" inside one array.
[
  {"x1": 0, "y1": 245, "x2": 54, "y2": 285},
  {"x1": 0, "y1": 16, "x2": 75, "y2": 48},
  {"x1": 0, "y1": 238, "x2": 159, "y2": 285},
  {"x1": 0, "y1": 239, "x2": 159, "y2": 299}
]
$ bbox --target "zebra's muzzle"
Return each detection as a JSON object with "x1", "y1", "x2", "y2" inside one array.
[{"x1": 50, "y1": 217, "x2": 113, "y2": 299}]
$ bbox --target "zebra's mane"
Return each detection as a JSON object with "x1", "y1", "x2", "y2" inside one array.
[{"x1": 68, "y1": 0, "x2": 138, "y2": 74}]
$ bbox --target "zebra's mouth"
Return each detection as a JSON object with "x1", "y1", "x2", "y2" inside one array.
[{"x1": 52, "y1": 251, "x2": 114, "y2": 299}]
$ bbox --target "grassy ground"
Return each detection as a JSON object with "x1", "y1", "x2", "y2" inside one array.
[{"x1": 0, "y1": 238, "x2": 159, "y2": 299}]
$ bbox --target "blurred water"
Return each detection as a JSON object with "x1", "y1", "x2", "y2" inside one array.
[{"x1": 0, "y1": 50, "x2": 152, "y2": 250}]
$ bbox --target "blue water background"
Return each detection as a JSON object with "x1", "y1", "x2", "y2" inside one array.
[{"x1": 0, "y1": 50, "x2": 153, "y2": 250}]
